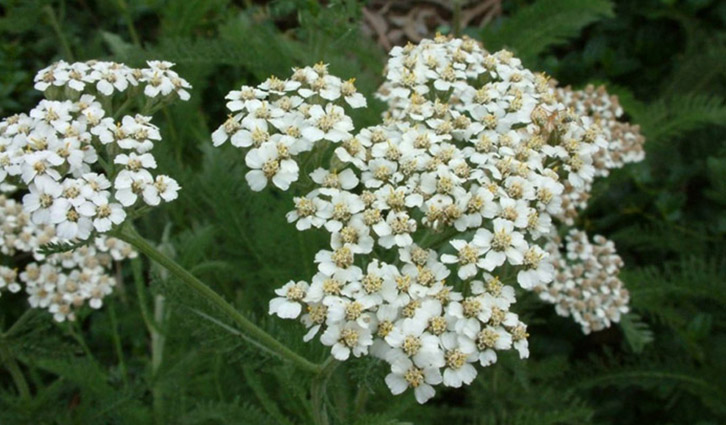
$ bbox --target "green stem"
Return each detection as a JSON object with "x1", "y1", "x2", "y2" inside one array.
[
  {"x1": 115, "y1": 0, "x2": 141, "y2": 47},
  {"x1": 2, "y1": 309, "x2": 37, "y2": 339},
  {"x1": 132, "y1": 257, "x2": 163, "y2": 335},
  {"x1": 353, "y1": 385, "x2": 368, "y2": 416},
  {"x1": 453, "y1": 0, "x2": 464, "y2": 37},
  {"x1": 43, "y1": 6, "x2": 74, "y2": 61},
  {"x1": 113, "y1": 96, "x2": 135, "y2": 120},
  {"x1": 152, "y1": 293, "x2": 166, "y2": 425},
  {"x1": 0, "y1": 343, "x2": 31, "y2": 401},
  {"x1": 113, "y1": 224, "x2": 321, "y2": 374},
  {"x1": 162, "y1": 107, "x2": 183, "y2": 166},
  {"x1": 68, "y1": 323, "x2": 99, "y2": 367},
  {"x1": 108, "y1": 302, "x2": 128, "y2": 385},
  {"x1": 311, "y1": 357, "x2": 339, "y2": 425},
  {"x1": 151, "y1": 294, "x2": 166, "y2": 375}
]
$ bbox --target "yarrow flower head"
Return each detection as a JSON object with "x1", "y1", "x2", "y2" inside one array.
[
  {"x1": 1, "y1": 59, "x2": 190, "y2": 321},
  {"x1": 212, "y1": 63, "x2": 366, "y2": 191},
  {"x1": 2, "y1": 60, "x2": 190, "y2": 242},
  {"x1": 0, "y1": 194, "x2": 136, "y2": 321},
  {"x1": 553, "y1": 84, "x2": 646, "y2": 225},
  {"x1": 211, "y1": 35, "x2": 645, "y2": 404},
  {"x1": 534, "y1": 229, "x2": 629, "y2": 334}
]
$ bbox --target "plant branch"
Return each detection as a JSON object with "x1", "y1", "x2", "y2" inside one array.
[
  {"x1": 0, "y1": 342, "x2": 31, "y2": 401},
  {"x1": 113, "y1": 223, "x2": 322, "y2": 374},
  {"x1": 311, "y1": 356, "x2": 339, "y2": 425}
]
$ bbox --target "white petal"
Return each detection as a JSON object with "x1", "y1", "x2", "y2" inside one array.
[
  {"x1": 245, "y1": 170, "x2": 268, "y2": 191},
  {"x1": 385, "y1": 374, "x2": 408, "y2": 395}
]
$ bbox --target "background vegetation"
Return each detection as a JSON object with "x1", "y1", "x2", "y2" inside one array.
[{"x1": 1, "y1": 0, "x2": 725, "y2": 423}]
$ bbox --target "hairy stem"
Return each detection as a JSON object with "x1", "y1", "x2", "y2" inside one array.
[
  {"x1": 311, "y1": 357, "x2": 339, "y2": 425},
  {"x1": 113, "y1": 224, "x2": 321, "y2": 374}
]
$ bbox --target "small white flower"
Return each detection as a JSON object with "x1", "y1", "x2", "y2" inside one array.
[
  {"x1": 440, "y1": 332, "x2": 478, "y2": 388},
  {"x1": 440, "y1": 239, "x2": 487, "y2": 280},
  {"x1": 320, "y1": 321, "x2": 373, "y2": 360},
  {"x1": 473, "y1": 218, "x2": 528, "y2": 270},
  {"x1": 376, "y1": 211, "x2": 416, "y2": 249},
  {"x1": 314, "y1": 245, "x2": 362, "y2": 281},
  {"x1": 269, "y1": 280, "x2": 309, "y2": 319},
  {"x1": 384, "y1": 354, "x2": 442, "y2": 404},
  {"x1": 286, "y1": 193, "x2": 328, "y2": 230},
  {"x1": 245, "y1": 143, "x2": 299, "y2": 191},
  {"x1": 301, "y1": 104, "x2": 354, "y2": 142},
  {"x1": 49, "y1": 198, "x2": 95, "y2": 240},
  {"x1": 114, "y1": 152, "x2": 157, "y2": 171},
  {"x1": 91, "y1": 197, "x2": 126, "y2": 232},
  {"x1": 113, "y1": 169, "x2": 153, "y2": 206},
  {"x1": 22, "y1": 175, "x2": 62, "y2": 224},
  {"x1": 310, "y1": 168, "x2": 359, "y2": 191},
  {"x1": 142, "y1": 175, "x2": 180, "y2": 205}
]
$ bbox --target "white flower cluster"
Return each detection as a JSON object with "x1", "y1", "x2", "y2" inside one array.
[
  {"x1": 1, "y1": 61, "x2": 189, "y2": 242},
  {"x1": 210, "y1": 34, "x2": 624, "y2": 404},
  {"x1": 557, "y1": 84, "x2": 645, "y2": 173},
  {"x1": 34, "y1": 60, "x2": 191, "y2": 100},
  {"x1": 0, "y1": 194, "x2": 136, "y2": 321},
  {"x1": 535, "y1": 229, "x2": 629, "y2": 334},
  {"x1": 212, "y1": 35, "x2": 643, "y2": 403},
  {"x1": 211, "y1": 63, "x2": 366, "y2": 191},
  {"x1": 554, "y1": 84, "x2": 646, "y2": 224}
]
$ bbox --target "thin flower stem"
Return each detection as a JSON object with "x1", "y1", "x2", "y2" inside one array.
[
  {"x1": 42, "y1": 6, "x2": 74, "y2": 61},
  {"x1": 115, "y1": 0, "x2": 141, "y2": 47},
  {"x1": 311, "y1": 356, "x2": 339, "y2": 425},
  {"x1": 2, "y1": 309, "x2": 37, "y2": 339},
  {"x1": 108, "y1": 302, "x2": 128, "y2": 386},
  {"x1": 131, "y1": 257, "x2": 164, "y2": 335},
  {"x1": 0, "y1": 342, "x2": 31, "y2": 401},
  {"x1": 113, "y1": 224, "x2": 322, "y2": 374},
  {"x1": 68, "y1": 322, "x2": 101, "y2": 369},
  {"x1": 152, "y1": 293, "x2": 166, "y2": 425},
  {"x1": 151, "y1": 294, "x2": 166, "y2": 375},
  {"x1": 453, "y1": 0, "x2": 464, "y2": 37}
]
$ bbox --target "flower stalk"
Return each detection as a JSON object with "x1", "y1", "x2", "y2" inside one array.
[
  {"x1": 310, "y1": 356, "x2": 339, "y2": 425},
  {"x1": 113, "y1": 223, "x2": 322, "y2": 374}
]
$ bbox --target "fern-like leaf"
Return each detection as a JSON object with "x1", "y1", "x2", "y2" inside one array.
[
  {"x1": 619, "y1": 313, "x2": 654, "y2": 354},
  {"x1": 37, "y1": 239, "x2": 91, "y2": 256},
  {"x1": 481, "y1": 0, "x2": 614, "y2": 64},
  {"x1": 633, "y1": 94, "x2": 726, "y2": 145}
]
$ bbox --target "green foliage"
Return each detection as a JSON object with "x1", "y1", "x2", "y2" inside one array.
[
  {"x1": 482, "y1": 0, "x2": 614, "y2": 64},
  {"x1": 1, "y1": 0, "x2": 726, "y2": 424},
  {"x1": 619, "y1": 313, "x2": 654, "y2": 354},
  {"x1": 629, "y1": 94, "x2": 726, "y2": 146}
]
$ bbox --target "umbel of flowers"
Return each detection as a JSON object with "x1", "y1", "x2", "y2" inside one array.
[
  {"x1": 212, "y1": 35, "x2": 645, "y2": 403},
  {"x1": 0, "y1": 60, "x2": 191, "y2": 320}
]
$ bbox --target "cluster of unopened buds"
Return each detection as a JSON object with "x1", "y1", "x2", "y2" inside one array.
[
  {"x1": 536, "y1": 229, "x2": 629, "y2": 334},
  {"x1": 214, "y1": 35, "x2": 645, "y2": 403},
  {"x1": 554, "y1": 84, "x2": 645, "y2": 225},
  {"x1": 0, "y1": 60, "x2": 190, "y2": 320}
]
